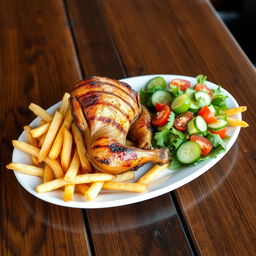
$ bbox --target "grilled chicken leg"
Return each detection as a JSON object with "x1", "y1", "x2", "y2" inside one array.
[{"x1": 70, "y1": 76, "x2": 169, "y2": 174}]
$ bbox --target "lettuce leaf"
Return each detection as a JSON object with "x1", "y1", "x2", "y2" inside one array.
[
  {"x1": 169, "y1": 84, "x2": 183, "y2": 97},
  {"x1": 196, "y1": 74, "x2": 207, "y2": 84}
]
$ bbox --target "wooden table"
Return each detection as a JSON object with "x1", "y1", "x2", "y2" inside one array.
[{"x1": 1, "y1": 0, "x2": 255, "y2": 255}]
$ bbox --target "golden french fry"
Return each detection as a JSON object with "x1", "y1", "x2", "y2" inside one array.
[
  {"x1": 137, "y1": 163, "x2": 169, "y2": 185},
  {"x1": 64, "y1": 149, "x2": 80, "y2": 182},
  {"x1": 71, "y1": 123, "x2": 92, "y2": 172},
  {"x1": 36, "y1": 178, "x2": 67, "y2": 193},
  {"x1": 49, "y1": 110, "x2": 73, "y2": 159},
  {"x1": 12, "y1": 140, "x2": 64, "y2": 178},
  {"x1": 30, "y1": 123, "x2": 50, "y2": 138},
  {"x1": 61, "y1": 128, "x2": 73, "y2": 171},
  {"x1": 29, "y1": 103, "x2": 52, "y2": 122},
  {"x1": 64, "y1": 184, "x2": 75, "y2": 202},
  {"x1": 23, "y1": 125, "x2": 39, "y2": 165},
  {"x1": 59, "y1": 93, "x2": 70, "y2": 115},
  {"x1": 44, "y1": 164, "x2": 54, "y2": 182},
  {"x1": 227, "y1": 117, "x2": 249, "y2": 127},
  {"x1": 39, "y1": 133, "x2": 46, "y2": 147},
  {"x1": 103, "y1": 182, "x2": 147, "y2": 193},
  {"x1": 6, "y1": 162, "x2": 44, "y2": 177},
  {"x1": 38, "y1": 111, "x2": 63, "y2": 162},
  {"x1": 112, "y1": 171, "x2": 135, "y2": 182},
  {"x1": 76, "y1": 184, "x2": 90, "y2": 194},
  {"x1": 224, "y1": 106, "x2": 247, "y2": 116},
  {"x1": 73, "y1": 173, "x2": 114, "y2": 184},
  {"x1": 84, "y1": 182, "x2": 104, "y2": 201}
]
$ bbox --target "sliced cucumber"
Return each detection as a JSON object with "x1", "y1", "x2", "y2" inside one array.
[
  {"x1": 176, "y1": 141, "x2": 201, "y2": 164},
  {"x1": 189, "y1": 100, "x2": 200, "y2": 112},
  {"x1": 187, "y1": 119, "x2": 198, "y2": 135},
  {"x1": 208, "y1": 119, "x2": 228, "y2": 131},
  {"x1": 151, "y1": 90, "x2": 173, "y2": 106},
  {"x1": 146, "y1": 76, "x2": 166, "y2": 91},
  {"x1": 216, "y1": 113, "x2": 227, "y2": 121},
  {"x1": 194, "y1": 116, "x2": 207, "y2": 132},
  {"x1": 194, "y1": 91, "x2": 211, "y2": 106},
  {"x1": 208, "y1": 104, "x2": 216, "y2": 114},
  {"x1": 185, "y1": 88, "x2": 196, "y2": 98},
  {"x1": 171, "y1": 94, "x2": 191, "y2": 114}
]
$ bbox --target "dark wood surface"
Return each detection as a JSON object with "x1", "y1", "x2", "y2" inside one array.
[{"x1": 1, "y1": 0, "x2": 256, "y2": 255}]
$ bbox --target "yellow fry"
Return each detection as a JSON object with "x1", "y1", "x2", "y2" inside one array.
[
  {"x1": 112, "y1": 171, "x2": 135, "y2": 182},
  {"x1": 84, "y1": 182, "x2": 104, "y2": 201},
  {"x1": 227, "y1": 117, "x2": 249, "y2": 127},
  {"x1": 71, "y1": 123, "x2": 92, "y2": 172},
  {"x1": 38, "y1": 111, "x2": 62, "y2": 162},
  {"x1": 23, "y1": 125, "x2": 39, "y2": 165},
  {"x1": 61, "y1": 128, "x2": 73, "y2": 171},
  {"x1": 224, "y1": 106, "x2": 247, "y2": 116},
  {"x1": 76, "y1": 184, "x2": 90, "y2": 194},
  {"x1": 30, "y1": 123, "x2": 50, "y2": 138},
  {"x1": 137, "y1": 163, "x2": 169, "y2": 185},
  {"x1": 64, "y1": 184, "x2": 75, "y2": 202},
  {"x1": 49, "y1": 110, "x2": 73, "y2": 159},
  {"x1": 59, "y1": 93, "x2": 70, "y2": 115},
  {"x1": 64, "y1": 149, "x2": 80, "y2": 182},
  {"x1": 39, "y1": 133, "x2": 46, "y2": 147},
  {"x1": 36, "y1": 178, "x2": 67, "y2": 193},
  {"x1": 72, "y1": 173, "x2": 114, "y2": 184},
  {"x1": 44, "y1": 164, "x2": 54, "y2": 182},
  {"x1": 29, "y1": 103, "x2": 52, "y2": 122},
  {"x1": 12, "y1": 140, "x2": 64, "y2": 178},
  {"x1": 103, "y1": 182, "x2": 147, "y2": 193},
  {"x1": 6, "y1": 162, "x2": 44, "y2": 177}
]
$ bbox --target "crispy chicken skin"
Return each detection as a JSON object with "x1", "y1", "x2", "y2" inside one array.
[{"x1": 70, "y1": 76, "x2": 169, "y2": 174}]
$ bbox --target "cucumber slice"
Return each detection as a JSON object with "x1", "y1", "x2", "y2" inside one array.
[
  {"x1": 171, "y1": 94, "x2": 191, "y2": 114},
  {"x1": 208, "y1": 119, "x2": 228, "y2": 131},
  {"x1": 151, "y1": 90, "x2": 173, "y2": 106},
  {"x1": 176, "y1": 141, "x2": 201, "y2": 164},
  {"x1": 187, "y1": 119, "x2": 199, "y2": 135},
  {"x1": 185, "y1": 88, "x2": 196, "y2": 98},
  {"x1": 194, "y1": 91, "x2": 211, "y2": 106},
  {"x1": 146, "y1": 76, "x2": 166, "y2": 91},
  {"x1": 208, "y1": 104, "x2": 216, "y2": 114},
  {"x1": 194, "y1": 116, "x2": 207, "y2": 132},
  {"x1": 216, "y1": 114, "x2": 227, "y2": 121},
  {"x1": 189, "y1": 100, "x2": 200, "y2": 112}
]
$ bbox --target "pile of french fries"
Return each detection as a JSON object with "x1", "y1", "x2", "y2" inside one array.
[{"x1": 6, "y1": 93, "x2": 169, "y2": 202}]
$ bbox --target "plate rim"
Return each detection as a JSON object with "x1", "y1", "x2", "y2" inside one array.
[{"x1": 12, "y1": 74, "x2": 241, "y2": 208}]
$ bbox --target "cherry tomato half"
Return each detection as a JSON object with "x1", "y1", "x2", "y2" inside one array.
[
  {"x1": 152, "y1": 105, "x2": 171, "y2": 126},
  {"x1": 155, "y1": 102, "x2": 168, "y2": 112},
  {"x1": 170, "y1": 79, "x2": 191, "y2": 91},
  {"x1": 174, "y1": 111, "x2": 194, "y2": 131},
  {"x1": 194, "y1": 83, "x2": 214, "y2": 97},
  {"x1": 190, "y1": 135, "x2": 213, "y2": 156},
  {"x1": 210, "y1": 127, "x2": 227, "y2": 139},
  {"x1": 198, "y1": 105, "x2": 217, "y2": 124}
]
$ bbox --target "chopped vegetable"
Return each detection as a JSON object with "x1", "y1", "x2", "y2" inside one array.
[
  {"x1": 152, "y1": 105, "x2": 171, "y2": 126},
  {"x1": 170, "y1": 79, "x2": 190, "y2": 91}
]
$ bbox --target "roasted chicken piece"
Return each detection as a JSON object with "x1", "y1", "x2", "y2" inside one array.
[
  {"x1": 70, "y1": 76, "x2": 169, "y2": 174},
  {"x1": 128, "y1": 105, "x2": 153, "y2": 150}
]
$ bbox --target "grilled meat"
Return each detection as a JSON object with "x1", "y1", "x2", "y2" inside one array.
[{"x1": 70, "y1": 76, "x2": 169, "y2": 174}]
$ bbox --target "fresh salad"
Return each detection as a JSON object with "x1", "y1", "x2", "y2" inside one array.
[{"x1": 140, "y1": 75, "x2": 246, "y2": 169}]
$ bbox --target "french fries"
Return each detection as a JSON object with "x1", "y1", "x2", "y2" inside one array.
[
  {"x1": 64, "y1": 184, "x2": 75, "y2": 202},
  {"x1": 61, "y1": 128, "x2": 73, "y2": 171},
  {"x1": 6, "y1": 163, "x2": 44, "y2": 177},
  {"x1": 38, "y1": 111, "x2": 62, "y2": 162},
  {"x1": 227, "y1": 117, "x2": 249, "y2": 127},
  {"x1": 30, "y1": 123, "x2": 50, "y2": 138},
  {"x1": 84, "y1": 182, "x2": 104, "y2": 201},
  {"x1": 224, "y1": 106, "x2": 247, "y2": 116},
  {"x1": 137, "y1": 163, "x2": 169, "y2": 185},
  {"x1": 59, "y1": 93, "x2": 70, "y2": 115},
  {"x1": 29, "y1": 103, "x2": 52, "y2": 122},
  {"x1": 44, "y1": 164, "x2": 54, "y2": 182},
  {"x1": 103, "y1": 182, "x2": 147, "y2": 193},
  {"x1": 64, "y1": 149, "x2": 80, "y2": 182}
]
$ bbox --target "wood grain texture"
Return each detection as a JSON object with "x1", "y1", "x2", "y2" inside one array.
[
  {"x1": 88, "y1": 0, "x2": 255, "y2": 255},
  {"x1": 65, "y1": 0, "x2": 193, "y2": 255},
  {"x1": 0, "y1": 0, "x2": 90, "y2": 255}
]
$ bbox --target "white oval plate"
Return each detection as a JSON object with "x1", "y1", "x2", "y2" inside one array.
[{"x1": 12, "y1": 75, "x2": 241, "y2": 208}]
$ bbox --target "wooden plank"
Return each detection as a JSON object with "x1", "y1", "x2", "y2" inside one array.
[
  {"x1": 0, "y1": 0, "x2": 90, "y2": 255},
  {"x1": 92, "y1": 0, "x2": 256, "y2": 255},
  {"x1": 65, "y1": 0, "x2": 194, "y2": 255}
]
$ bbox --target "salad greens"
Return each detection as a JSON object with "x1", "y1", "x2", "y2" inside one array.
[{"x1": 140, "y1": 75, "x2": 230, "y2": 169}]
